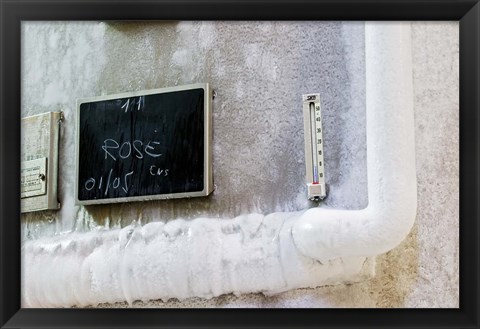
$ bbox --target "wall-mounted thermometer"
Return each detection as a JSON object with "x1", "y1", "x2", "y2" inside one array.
[{"x1": 303, "y1": 93, "x2": 327, "y2": 200}]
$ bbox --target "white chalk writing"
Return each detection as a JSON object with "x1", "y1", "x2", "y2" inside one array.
[
  {"x1": 102, "y1": 139, "x2": 162, "y2": 161},
  {"x1": 84, "y1": 170, "x2": 134, "y2": 195}
]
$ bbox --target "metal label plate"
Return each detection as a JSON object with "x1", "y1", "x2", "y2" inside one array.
[{"x1": 21, "y1": 158, "x2": 47, "y2": 198}]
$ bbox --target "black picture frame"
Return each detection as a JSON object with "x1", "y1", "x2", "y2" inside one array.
[{"x1": 1, "y1": 0, "x2": 478, "y2": 328}]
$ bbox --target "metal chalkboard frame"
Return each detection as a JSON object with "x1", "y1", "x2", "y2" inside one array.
[{"x1": 74, "y1": 83, "x2": 213, "y2": 205}]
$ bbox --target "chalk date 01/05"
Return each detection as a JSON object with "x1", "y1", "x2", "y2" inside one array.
[
  {"x1": 83, "y1": 166, "x2": 170, "y2": 196},
  {"x1": 84, "y1": 169, "x2": 134, "y2": 196}
]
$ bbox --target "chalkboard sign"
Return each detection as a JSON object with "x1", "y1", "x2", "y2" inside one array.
[{"x1": 75, "y1": 83, "x2": 213, "y2": 205}]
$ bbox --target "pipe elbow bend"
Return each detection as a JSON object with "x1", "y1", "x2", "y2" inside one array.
[{"x1": 291, "y1": 196, "x2": 417, "y2": 263}]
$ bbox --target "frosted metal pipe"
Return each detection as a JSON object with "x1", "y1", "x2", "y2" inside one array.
[
  {"x1": 292, "y1": 22, "x2": 417, "y2": 262},
  {"x1": 21, "y1": 22, "x2": 416, "y2": 307}
]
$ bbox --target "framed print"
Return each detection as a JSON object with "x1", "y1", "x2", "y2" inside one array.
[{"x1": 1, "y1": 0, "x2": 479, "y2": 328}]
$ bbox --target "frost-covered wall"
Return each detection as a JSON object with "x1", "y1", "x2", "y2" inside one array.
[
  {"x1": 21, "y1": 22, "x2": 367, "y2": 234},
  {"x1": 21, "y1": 21, "x2": 458, "y2": 308}
]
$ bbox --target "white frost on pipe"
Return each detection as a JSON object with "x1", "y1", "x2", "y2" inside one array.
[
  {"x1": 22, "y1": 213, "x2": 373, "y2": 307},
  {"x1": 292, "y1": 22, "x2": 417, "y2": 262},
  {"x1": 21, "y1": 22, "x2": 416, "y2": 307}
]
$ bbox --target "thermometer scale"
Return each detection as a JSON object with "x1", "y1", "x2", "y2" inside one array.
[{"x1": 303, "y1": 93, "x2": 327, "y2": 200}]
